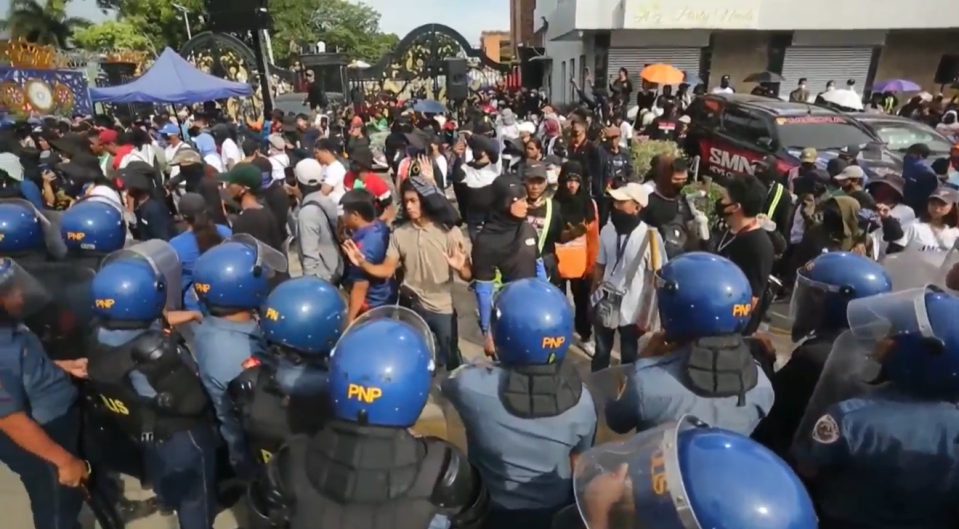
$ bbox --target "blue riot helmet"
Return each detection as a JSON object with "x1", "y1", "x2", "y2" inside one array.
[
  {"x1": 790, "y1": 252, "x2": 892, "y2": 341},
  {"x1": 0, "y1": 200, "x2": 44, "y2": 254},
  {"x1": 92, "y1": 258, "x2": 167, "y2": 322},
  {"x1": 60, "y1": 198, "x2": 126, "y2": 255},
  {"x1": 656, "y1": 252, "x2": 752, "y2": 340},
  {"x1": 329, "y1": 306, "x2": 435, "y2": 427},
  {"x1": 847, "y1": 286, "x2": 959, "y2": 399},
  {"x1": 491, "y1": 278, "x2": 573, "y2": 365},
  {"x1": 574, "y1": 415, "x2": 817, "y2": 529},
  {"x1": 192, "y1": 234, "x2": 289, "y2": 312},
  {"x1": 261, "y1": 277, "x2": 346, "y2": 355}
]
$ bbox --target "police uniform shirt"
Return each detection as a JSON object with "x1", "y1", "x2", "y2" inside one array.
[
  {"x1": 193, "y1": 317, "x2": 265, "y2": 464},
  {"x1": 794, "y1": 388, "x2": 959, "y2": 529},
  {"x1": 441, "y1": 365, "x2": 596, "y2": 510},
  {"x1": 606, "y1": 347, "x2": 774, "y2": 436},
  {"x1": 0, "y1": 326, "x2": 77, "y2": 424}
]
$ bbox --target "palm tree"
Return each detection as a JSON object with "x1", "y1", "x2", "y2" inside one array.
[{"x1": 1, "y1": 0, "x2": 91, "y2": 49}]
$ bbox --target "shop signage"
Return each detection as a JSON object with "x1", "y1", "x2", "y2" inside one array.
[{"x1": 624, "y1": 0, "x2": 760, "y2": 29}]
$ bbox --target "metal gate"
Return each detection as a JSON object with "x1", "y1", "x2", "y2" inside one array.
[{"x1": 350, "y1": 23, "x2": 516, "y2": 101}]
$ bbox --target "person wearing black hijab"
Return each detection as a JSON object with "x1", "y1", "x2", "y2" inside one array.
[
  {"x1": 553, "y1": 161, "x2": 597, "y2": 345},
  {"x1": 471, "y1": 175, "x2": 547, "y2": 356}
]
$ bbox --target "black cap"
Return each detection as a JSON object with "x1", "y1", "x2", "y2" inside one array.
[
  {"x1": 178, "y1": 193, "x2": 208, "y2": 217},
  {"x1": 524, "y1": 162, "x2": 548, "y2": 180}
]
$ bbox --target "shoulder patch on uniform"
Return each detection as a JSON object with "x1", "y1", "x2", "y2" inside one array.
[
  {"x1": 242, "y1": 357, "x2": 261, "y2": 369},
  {"x1": 812, "y1": 414, "x2": 840, "y2": 444}
]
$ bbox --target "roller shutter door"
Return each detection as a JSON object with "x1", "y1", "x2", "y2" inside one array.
[
  {"x1": 780, "y1": 47, "x2": 872, "y2": 102},
  {"x1": 607, "y1": 47, "x2": 702, "y2": 94}
]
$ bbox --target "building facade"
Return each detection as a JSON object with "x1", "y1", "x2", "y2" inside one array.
[
  {"x1": 481, "y1": 31, "x2": 513, "y2": 63},
  {"x1": 537, "y1": 0, "x2": 959, "y2": 104}
]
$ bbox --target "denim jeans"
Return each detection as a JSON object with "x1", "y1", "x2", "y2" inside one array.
[
  {"x1": 592, "y1": 324, "x2": 642, "y2": 372},
  {"x1": 143, "y1": 424, "x2": 218, "y2": 529},
  {"x1": 405, "y1": 302, "x2": 462, "y2": 371}
]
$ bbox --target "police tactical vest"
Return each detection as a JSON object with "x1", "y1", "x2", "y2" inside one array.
[
  {"x1": 283, "y1": 426, "x2": 448, "y2": 529},
  {"x1": 684, "y1": 335, "x2": 759, "y2": 406},
  {"x1": 498, "y1": 361, "x2": 585, "y2": 419},
  {"x1": 86, "y1": 331, "x2": 206, "y2": 441},
  {"x1": 231, "y1": 363, "x2": 333, "y2": 466}
]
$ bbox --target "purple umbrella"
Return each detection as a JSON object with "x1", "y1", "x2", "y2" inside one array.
[{"x1": 872, "y1": 79, "x2": 922, "y2": 93}]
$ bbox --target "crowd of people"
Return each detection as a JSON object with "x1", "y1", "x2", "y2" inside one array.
[{"x1": 0, "y1": 66, "x2": 958, "y2": 529}]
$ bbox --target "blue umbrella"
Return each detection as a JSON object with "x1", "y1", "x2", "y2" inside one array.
[
  {"x1": 682, "y1": 71, "x2": 702, "y2": 86},
  {"x1": 413, "y1": 99, "x2": 446, "y2": 114},
  {"x1": 872, "y1": 79, "x2": 922, "y2": 93}
]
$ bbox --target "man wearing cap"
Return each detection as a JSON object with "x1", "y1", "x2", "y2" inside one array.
[
  {"x1": 122, "y1": 162, "x2": 176, "y2": 242},
  {"x1": 788, "y1": 148, "x2": 822, "y2": 193},
  {"x1": 902, "y1": 143, "x2": 939, "y2": 212},
  {"x1": 292, "y1": 158, "x2": 342, "y2": 283},
  {"x1": 599, "y1": 126, "x2": 633, "y2": 192},
  {"x1": 266, "y1": 134, "x2": 290, "y2": 183},
  {"x1": 218, "y1": 163, "x2": 284, "y2": 252},
  {"x1": 160, "y1": 123, "x2": 189, "y2": 182},
  {"x1": 590, "y1": 182, "x2": 663, "y2": 370},
  {"x1": 523, "y1": 162, "x2": 563, "y2": 279},
  {"x1": 343, "y1": 148, "x2": 394, "y2": 221},
  {"x1": 0, "y1": 152, "x2": 44, "y2": 210}
]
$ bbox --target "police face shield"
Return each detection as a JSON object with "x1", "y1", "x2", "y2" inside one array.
[
  {"x1": 344, "y1": 305, "x2": 436, "y2": 362},
  {"x1": 225, "y1": 234, "x2": 289, "y2": 276},
  {"x1": 104, "y1": 239, "x2": 182, "y2": 310},
  {"x1": 880, "y1": 251, "x2": 945, "y2": 292},
  {"x1": 0, "y1": 258, "x2": 52, "y2": 321},
  {"x1": 0, "y1": 197, "x2": 67, "y2": 259},
  {"x1": 792, "y1": 288, "x2": 933, "y2": 453},
  {"x1": 789, "y1": 267, "x2": 834, "y2": 340},
  {"x1": 19, "y1": 261, "x2": 96, "y2": 347},
  {"x1": 574, "y1": 416, "x2": 706, "y2": 529},
  {"x1": 583, "y1": 365, "x2": 645, "y2": 446}
]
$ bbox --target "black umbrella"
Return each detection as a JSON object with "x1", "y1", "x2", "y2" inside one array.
[{"x1": 744, "y1": 71, "x2": 786, "y2": 83}]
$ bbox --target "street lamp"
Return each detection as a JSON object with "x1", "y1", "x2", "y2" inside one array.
[{"x1": 172, "y1": 3, "x2": 192, "y2": 40}]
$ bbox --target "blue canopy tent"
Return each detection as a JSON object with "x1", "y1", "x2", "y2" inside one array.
[{"x1": 90, "y1": 47, "x2": 253, "y2": 104}]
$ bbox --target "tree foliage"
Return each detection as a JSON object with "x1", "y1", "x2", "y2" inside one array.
[
  {"x1": 89, "y1": 0, "x2": 205, "y2": 54},
  {"x1": 269, "y1": 0, "x2": 398, "y2": 62},
  {"x1": 0, "y1": 0, "x2": 91, "y2": 49},
  {"x1": 72, "y1": 19, "x2": 153, "y2": 52}
]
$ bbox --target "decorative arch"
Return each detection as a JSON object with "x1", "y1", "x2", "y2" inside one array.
[
  {"x1": 179, "y1": 31, "x2": 262, "y2": 118},
  {"x1": 356, "y1": 23, "x2": 513, "y2": 99}
]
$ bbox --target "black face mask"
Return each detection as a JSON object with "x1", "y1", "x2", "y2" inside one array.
[
  {"x1": 715, "y1": 200, "x2": 734, "y2": 217},
  {"x1": 610, "y1": 209, "x2": 641, "y2": 235}
]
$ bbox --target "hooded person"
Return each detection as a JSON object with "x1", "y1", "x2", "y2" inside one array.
[
  {"x1": 451, "y1": 134, "x2": 500, "y2": 240},
  {"x1": 471, "y1": 174, "x2": 548, "y2": 356},
  {"x1": 795, "y1": 196, "x2": 869, "y2": 266},
  {"x1": 937, "y1": 110, "x2": 959, "y2": 142}
]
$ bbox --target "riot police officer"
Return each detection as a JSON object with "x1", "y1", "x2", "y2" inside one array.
[
  {"x1": 568, "y1": 415, "x2": 817, "y2": 529},
  {"x1": 60, "y1": 196, "x2": 127, "y2": 269},
  {"x1": 250, "y1": 308, "x2": 489, "y2": 529},
  {"x1": 442, "y1": 278, "x2": 596, "y2": 529},
  {"x1": 229, "y1": 275, "x2": 344, "y2": 469},
  {"x1": 599, "y1": 252, "x2": 774, "y2": 436},
  {"x1": 751, "y1": 251, "x2": 892, "y2": 457},
  {"x1": 0, "y1": 198, "x2": 66, "y2": 264},
  {"x1": 792, "y1": 286, "x2": 959, "y2": 529},
  {"x1": 192, "y1": 235, "x2": 286, "y2": 479},
  {"x1": 86, "y1": 241, "x2": 218, "y2": 529},
  {"x1": 0, "y1": 258, "x2": 89, "y2": 529}
]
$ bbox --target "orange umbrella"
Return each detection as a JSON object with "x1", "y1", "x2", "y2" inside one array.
[{"x1": 640, "y1": 63, "x2": 684, "y2": 85}]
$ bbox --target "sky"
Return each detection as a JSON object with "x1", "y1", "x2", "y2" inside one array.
[{"x1": 66, "y1": 0, "x2": 510, "y2": 46}]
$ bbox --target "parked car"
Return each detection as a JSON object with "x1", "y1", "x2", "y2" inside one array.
[
  {"x1": 853, "y1": 114, "x2": 956, "y2": 158},
  {"x1": 684, "y1": 94, "x2": 902, "y2": 182}
]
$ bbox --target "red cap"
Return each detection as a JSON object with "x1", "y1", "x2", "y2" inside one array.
[{"x1": 98, "y1": 129, "x2": 118, "y2": 143}]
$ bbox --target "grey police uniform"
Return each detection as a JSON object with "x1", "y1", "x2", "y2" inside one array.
[
  {"x1": 793, "y1": 387, "x2": 959, "y2": 529},
  {"x1": 0, "y1": 324, "x2": 84, "y2": 529},
  {"x1": 442, "y1": 362, "x2": 596, "y2": 529},
  {"x1": 607, "y1": 337, "x2": 774, "y2": 435},
  {"x1": 193, "y1": 316, "x2": 265, "y2": 477}
]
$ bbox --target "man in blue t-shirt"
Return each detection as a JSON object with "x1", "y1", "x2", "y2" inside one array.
[{"x1": 339, "y1": 189, "x2": 396, "y2": 323}]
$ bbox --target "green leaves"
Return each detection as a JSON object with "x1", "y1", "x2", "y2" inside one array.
[
  {"x1": 4, "y1": 0, "x2": 91, "y2": 49},
  {"x1": 268, "y1": 0, "x2": 397, "y2": 62},
  {"x1": 72, "y1": 19, "x2": 153, "y2": 52}
]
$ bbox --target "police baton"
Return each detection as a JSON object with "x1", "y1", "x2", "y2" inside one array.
[{"x1": 78, "y1": 460, "x2": 125, "y2": 529}]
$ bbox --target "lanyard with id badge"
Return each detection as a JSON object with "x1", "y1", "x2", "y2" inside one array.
[{"x1": 592, "y1": 231, "x2": 651, "y2": 329}]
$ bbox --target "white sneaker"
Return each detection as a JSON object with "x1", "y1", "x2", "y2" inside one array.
[{"x1": 581, "y1": 341, "x2": 596, "y2": 357}]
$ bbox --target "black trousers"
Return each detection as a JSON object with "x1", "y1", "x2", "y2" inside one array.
[{"x1": 552, "y1": 277, "x2": 593, "y2": 341}]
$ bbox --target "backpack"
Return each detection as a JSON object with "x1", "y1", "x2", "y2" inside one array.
[{"x1": 657, "y1": 198, "x2": 695, "y2": 259}]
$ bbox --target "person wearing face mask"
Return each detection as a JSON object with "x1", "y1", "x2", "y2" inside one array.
[
  {"x1": 640, "y1": 156, "x2": 698, "y2": 259},
  {"x1": 599, "y1": 126, "x2": 634, "y2": 189},
  {"x1": 712, "y1": 176, "x2": 776, "y2": 330},
  {"x1": 453, "y1": 134, "x2": 501, "y2": 240},
  {"x1": 815, "y1": 80, "x2": 836, "y2": 103},
  {"x1": 789, "y1": 78, "x2": 810, "y2": 103},
  {"x1": 711, "y1": 74, "x2": 735, "y2": 94},
  {"x1": 191, "y1": 236, "x2": 288, "y2": 484},
  {"x1": 228, "y1": 277, "x2": 343, "y2": 477},
  {"x1": 472, "y1": 175, "x2": 548, "y2": 357},
  {"x1": 644, "y1": 100, "x2": 681, "y2": 142},
  {"x1": 523, "y1": 162, "x2": 564, "y2": 281}
]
